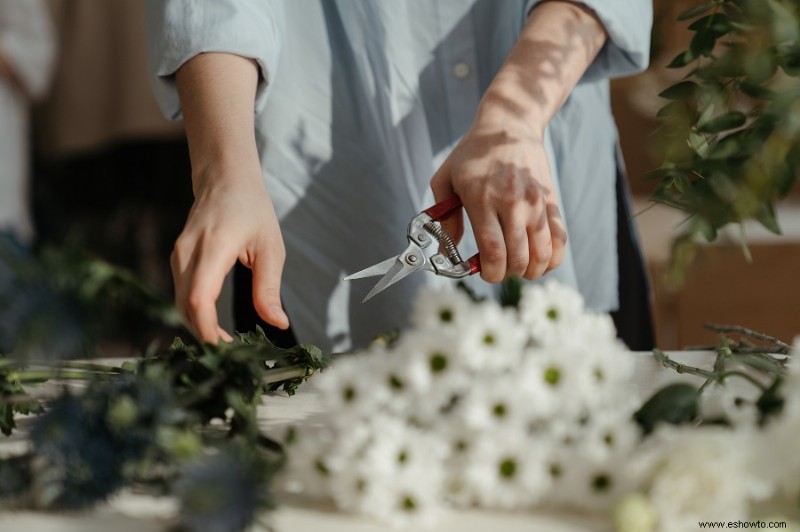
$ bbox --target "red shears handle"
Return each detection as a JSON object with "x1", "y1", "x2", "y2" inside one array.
[
  {"x1": 423, "y1": 195, "x2": 463, "y2": 222},
  {"x1": 422, "y1": 196, "x2": 481, "y2": 275}
]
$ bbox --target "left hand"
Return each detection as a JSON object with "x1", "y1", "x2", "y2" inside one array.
[{"x1": 430, "y1": 121, "x2": 566, "y2": 284}]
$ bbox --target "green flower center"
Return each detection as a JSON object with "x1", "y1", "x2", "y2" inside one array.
[
  {"x1": 603, "y1": 433, "x2": 614, "y2": 446},
  {"x1": 492, "y1": 403, "x2": 507, "y2": 418},
  {"x1": 398, "y1": 450, "x2": 408, "y2": 464},
  {"x1": 388, "y1": 374, "x2": 404, "y2": 390},
  {"x1": 546, "y1": 307, "x2": 559, "y2": 321},
  {"x1": 483, "y1": 332, "x2": 496, "y2": 345},
  {"x1": 499, "y1": 458, "x2": 517, "y2": 479},
  {"x1": 430, "y1": 353, "x2": 448, "y2": 373},
  {"x1": 549, "y1": 463, "x2": 562, "y2": 478},
  {"x1": 592, "y1": 473, "x2": 612, "y2": 492},
  {"x1": 402, "y1": 496, "x2": 417, "y2": 511},
  {"x1": 439, "y1": 308, "x2": 454, "y2": 323},
  {"x1": 315, "y1": 459, "x2": 330, "y2": 476},
  {"x1": 343, "y1": 386, "x2": 356, "y2": 402},
  {"x1": 544, "y1": 366, "x2": 561, "y2": 386}
]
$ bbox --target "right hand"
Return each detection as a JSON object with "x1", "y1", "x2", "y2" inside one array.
[{"x1": 171, "y1": 163, "x2": 289, "y2": 344}]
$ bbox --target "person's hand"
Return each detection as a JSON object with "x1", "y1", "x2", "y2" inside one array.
[
  {"x1": 430, "y1": 121, "x2": 567, "y2": 284},
  {"x1": 171, "y1": 163, "x2": 289, "y2": 344},
  {"x1": 429, "y1": 0, "x2": 609, "y2": 284}
]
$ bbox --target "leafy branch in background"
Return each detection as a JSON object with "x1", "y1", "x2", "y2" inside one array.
[
  {"x1": 0, "y1": 234, "x2": 329, "y2": 531},
  {"x1": 650, "y1": 0, "x2": 800, "y2": 282}
]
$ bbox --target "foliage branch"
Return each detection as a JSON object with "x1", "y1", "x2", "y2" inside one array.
[
  {"x1": 0, "y1": 235, "x2": 328, "y2": 531},
  {"x1": 650, "y1": 0, "x2": 800, "y2": 280}
]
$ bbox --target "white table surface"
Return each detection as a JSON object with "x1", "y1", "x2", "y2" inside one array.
[{"x1": 0, "y1": 351, "x2": 723, "y2": 532}]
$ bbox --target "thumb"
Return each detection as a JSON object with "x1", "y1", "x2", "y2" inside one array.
[
  {"x1": 250, "y1": 248, "x2": 289, "y2": 330},
  {"x1": 430, "y1": 167, "x2": 464, "y2": 246}
]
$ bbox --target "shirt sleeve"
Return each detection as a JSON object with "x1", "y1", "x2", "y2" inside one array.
[
  {"x1": 145, "y1": 0, "x2": 285, "y2": 120},
  {"x1": 526, "y1": 0, "x2": 652, "y2": 81},
  {"x1": 0, "y1": 0, "x2": 56, "y2": 100}
]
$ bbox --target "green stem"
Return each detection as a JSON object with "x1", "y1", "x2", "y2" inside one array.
[
  {"x1": 26, "y1": 361, "x2": 125, "y2": 373},
  {"x1": 263, "y1": 365, "x2": 311, "y2": 385},
  {"x1": 653, "y1": 348, "x2": 716, "y2": 379},
  {"x1": 16, "y1": 369, "x2": 112, "y2": 384},
  {"x1": 704, "y1": 323, "x2": 793, "y2": 352},
  {"x1": 719, "y1": 370, "x2": 768, "y2": 391}
]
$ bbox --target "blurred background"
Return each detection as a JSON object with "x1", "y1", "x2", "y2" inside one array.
[{"x1": 6, "y1": 0, "x2": 800, "y2": 350}]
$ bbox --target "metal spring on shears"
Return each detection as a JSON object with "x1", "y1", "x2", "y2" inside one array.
[{"x1": 423, "y1": 221, "x2": 463, "y2": 264}]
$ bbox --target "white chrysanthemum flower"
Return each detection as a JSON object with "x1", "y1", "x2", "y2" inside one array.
[
  {"x1": 519, "y1": 346, "x2": 596, "y2": 419},
  {"x1": 545, "y1": 438, "x2": 639, "y2": 513},
  {"x1": 457, "y1": 301, "x2": 526, "y2": 372},
  {"x1": 410, "y1": 286, "x2": 479, "y2": 333},
  {"x1": 754, "y1": 372, "x2": 800, "y2": 499},
  {"x1": 459, "y1": 428, "x2": 551, "y2": 509},
  {"x1": 570, "y1": 312, "x2": 619, "y2": 347},
  {"x1": 642, "y1": 427, "x2": 769, "y2": 531},
  {"x1": 518, "y1": 281, "x2": 585, "y2": 345},
  {"x1": 314, "y1": 354, "x2": 390, "y2": 419},
  {"x1": 393, "y1": 329, "x2": 471, "y2": 413},
  {"x1": 577, "y1": 409, "x2": 641, "y2": 463},
  {"x1": 332, "y1": 418, "x2": 447, "y2": 526},
  {"x1": 698, "y1": 381, "x2": 759, "y2": 427},
  {"x1": 281, "y1": 425, "x2": 338, "y2": 499},
  {"x1": 449, "y1": 373, "x2": 536, "y2": 431}
]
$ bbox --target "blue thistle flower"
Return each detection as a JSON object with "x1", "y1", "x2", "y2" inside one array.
[{"x1": 175, "y1": 446, "x2": 277, "y2": 532}]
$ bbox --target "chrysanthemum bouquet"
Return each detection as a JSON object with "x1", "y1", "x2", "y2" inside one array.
[{"x1": 282, "y1": 281, "x2": 800, "y2": 531}]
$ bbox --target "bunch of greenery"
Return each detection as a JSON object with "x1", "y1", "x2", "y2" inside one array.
[
  {"x1": 0, "y1": 234, "x2": 329, "y2": 531},
  {"x1": 650, "y1": 0, "x2": 800, "y2": 281}
]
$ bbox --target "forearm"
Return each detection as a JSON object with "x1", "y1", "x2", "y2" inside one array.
[
  {"x1": 475, "y1": 1, "x2": 607, "y2": 137},
  {"x1": 175, "y1": 52, "x2": 262, "y2": 194}
]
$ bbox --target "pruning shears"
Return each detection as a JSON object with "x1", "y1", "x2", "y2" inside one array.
[{"x1": 344, "y1": 196, "x2": 481, "y2": 302}]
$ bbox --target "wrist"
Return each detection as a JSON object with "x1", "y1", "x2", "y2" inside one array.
[
  {"x1": 190, "y1": 153, "x2": 264, "y2": 197},
  {"x1": 472, "y1": 88, "x2": 547, "y2": 142}
]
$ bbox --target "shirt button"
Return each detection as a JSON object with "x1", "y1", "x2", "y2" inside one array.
[{"x1": 453, "y1": 61, "x2": 471, "y2": 79}]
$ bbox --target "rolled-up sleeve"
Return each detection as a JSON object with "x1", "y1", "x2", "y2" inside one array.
[
  {"x1": 0, "y1": 0, "x2": 56, "y2": 100},
  {"x1": 526, "y1": 0, "x2": 652, "y2": 81},
  {"x1": 145, "y1": 0, "x2": 284, "y2": 120}
]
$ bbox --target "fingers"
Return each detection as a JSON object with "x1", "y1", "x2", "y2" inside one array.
[
  {"x1": 250, "y1": 242, "x2": 290, "y2": 330},
  {"x1": 468, "y1": 192, "x2": 566, "y2": 283},
  {"x1": 430, "y1": 164, "x2": 464, "y2": 246},
  {"x1": 172, "y1": 236, "x2": 237, "y2": 344}
]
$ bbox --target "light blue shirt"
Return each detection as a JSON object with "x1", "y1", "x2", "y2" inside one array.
[{"x1": 146, "y1": 0, "x2": 652, "y2": 352}]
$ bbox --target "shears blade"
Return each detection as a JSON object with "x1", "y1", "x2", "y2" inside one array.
[
  {"x1": 347, "y1": 243, "x2": 427, "y2": 302},
  {"x1": 361, "y1": 258, "x2": 410, "y2": 302},
  {"x1": 343, "y1": 255, "x2": 398, "y2": 281}
]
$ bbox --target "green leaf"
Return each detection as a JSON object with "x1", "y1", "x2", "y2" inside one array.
[
  {"x1": 688, "y1": 13, "x2": 732, "y2": 36},
  {"x1": 707, "y1": 136, "x2": 741, "y2": 159},
  {"x1": 688, "y1": 131, "x2": 710, "y2": 156},
  {"x1": 659, "y1": 80, "x2": 699, "y2": 100},
  {"x1": 754, "y1": 203, "x2": 782, "y2": 235},
  {"x1": 689, "y1": 29, "x2": 718, "y2": 59},
  {"x1": 667, "y1": 50, "x2": 694, "y2": 69},
  {"x1": 738, "y1": 81, "x2": 774, "y2": 100},
  {"x1": 756, "y1": 377, "x2": 784, "y2": 424},
  {"x1": 697, "y1": 111, "x2": 747, "y2": 133},
  {"x1": 678, "y1": 1, "x2": 718, "y2": 21},
  {"x1": 634, "y1": 383, "x2": 699, "y2": 435},
  {"x1": 672, "y1": 175, "x2": 691, "y2": 193},
  {"x1": 500, "y1": 277, "x2": 523, "y2": 308}
]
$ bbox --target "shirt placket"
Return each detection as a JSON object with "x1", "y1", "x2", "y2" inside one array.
[{"x1": 434, "y1": 1, "x2": 481, "y2": 141}]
